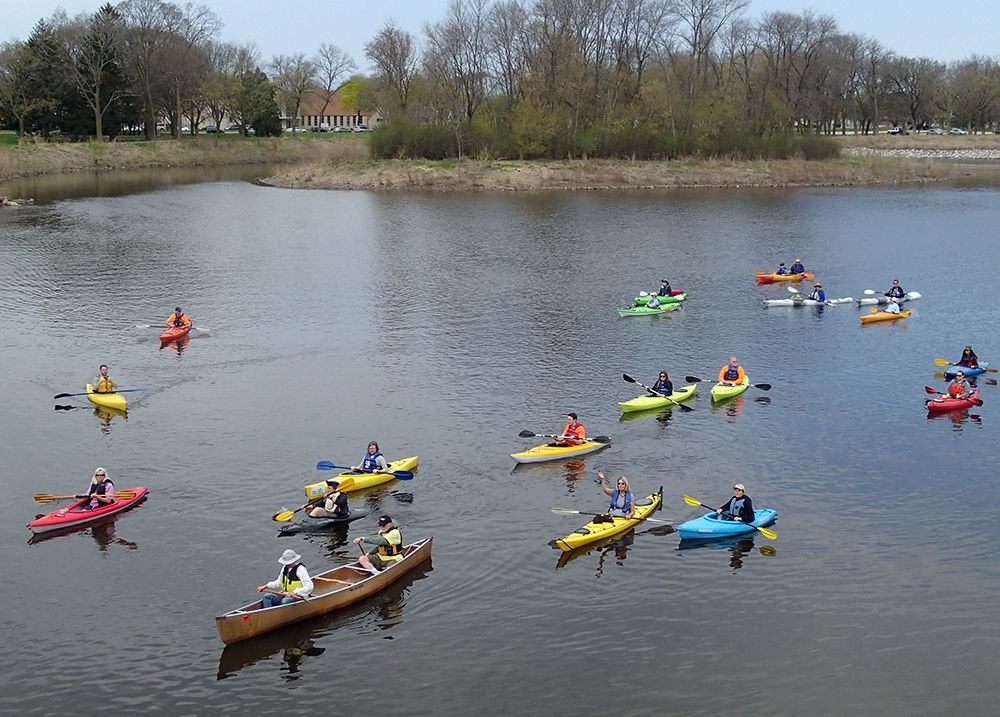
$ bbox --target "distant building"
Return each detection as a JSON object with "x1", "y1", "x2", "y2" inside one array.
[{"x1": 282, "y1": 89, "x2": 380, "y2": 130}]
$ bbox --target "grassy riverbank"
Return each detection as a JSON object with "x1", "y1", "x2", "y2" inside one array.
[{"x1": 3, "y1": 131, "x2": 1000, "y2": 193}]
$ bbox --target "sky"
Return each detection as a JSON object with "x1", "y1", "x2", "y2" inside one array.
[{"x1": 2, "y1": 0, "x2": 998, "y2": 72}]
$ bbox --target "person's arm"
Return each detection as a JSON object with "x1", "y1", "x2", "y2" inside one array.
[
  {"x1": 97, "y1": 482, "x2": 115, "y2": 504},
  {"x1": 375, "y1": 455, "x2": 389, "y2": 472},
  {"x1": 736, "y1": 367, "x2": 745, "y2": 383},
  {"x1": 662, "y1": 381, "x2": 673, "y2": 396},
  {"x1": 716, "y1": 498, "x2": 731, "y2": 515},
  {"x1": 625, "y1": 493, "x2": 636, "y2": 520},
  {"x1": 292, "y1": 565, "x2": 313, "y2": 597},
  {"x1": 258, "y1": 573, "x2": 281, "y2": 592},
  {"x1": 718, "y1": 366, "x2": 727, "y2": 382},
  {"x1": 597, "y1": 471, "x2": 613, "y2": 497},
  {"x1": 741, "y1": 498, "x2": 754, "y2": 522}
]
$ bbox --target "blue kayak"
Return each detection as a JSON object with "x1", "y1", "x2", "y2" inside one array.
[
  {"x1": 944, "y1": 361, "x2": 988, "y2": 378},
  {"x1": 676, "y1": 509, "x2": 777, "y2": 540}
]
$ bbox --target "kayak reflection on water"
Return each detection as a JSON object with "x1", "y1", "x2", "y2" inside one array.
[{"x1": 676, "y1": 536, "x2": 776, "y2": 569}]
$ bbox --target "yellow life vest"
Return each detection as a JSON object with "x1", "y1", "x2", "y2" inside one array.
[
  {"x1": 279, "y1": 564, "x2": 304, "y2": 592},
  {"x1": 376, "y1": 528, "x2": 403, "y2": 560}
]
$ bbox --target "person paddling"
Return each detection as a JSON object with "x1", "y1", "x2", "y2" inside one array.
[
  {"x1": 883, "y1": 280, "x2": 905, "y2": 300},
  {"x1": 257, "y1": 549, "x2": 313, "y2": 607},
  {"x1": 808, "y1": 283, "x2": 825, "y2": 302},
  {"x1": 81, "y1": 467, "x2": 115, "y2": 510},
  {"x1": 717, "y1": 484, "x2": 754, "y2": 522},
  {"x1": 884, "y1": 298, "x2": 901, "y2": 314},
  {"x1": 938, "y1": 371, "x2": 972, "y2": 401},
  {"x1": 351, "y1": 441, "x2": 389, "y2": 473},
  {"x1": 646, "y1": 293, "x2": 661, "y2": 308},
  {"x1": 165, "y1": 307, "x2": 192, "y2": 328},
  {"x1": 598, "y1": 471, "x2": 635, "y2": 519},
  {"x1": 658, "y1": 278, "x2": 672, "y2": 296},
  {"x1": 775, "y1": 263, "x2": 789, "y2": 276},
  {"x1": 559, "y1": 413, "x2": 586, "y2": 446},
  {"x1": 92, "y1": 365, "x2": 118, "y2": 394},
  {"x1": 305, "y1": 479, "x2": 349, "y2": 519},
  {"x1": 789, "y1": 259, "x2": 805, "y2": 274},
  {"x1": 353, "y1": 515, "x2": 403, "y2": 572},
  {"x1": 718, "y1": 357, "x2": 745, "y2": 386},
  {"x1": 957, "y1": 346, "x2": 979, "y2": 368},
  {"x1": 651, "y1": 371, "x2": 673, "y2": 397}
]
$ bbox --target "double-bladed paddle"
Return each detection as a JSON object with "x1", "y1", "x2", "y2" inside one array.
[
  {"x1": 272, "y1": 477, "x2": 357, "y2": 522},
  {"x1": 53, "y1": 388, "x2": 148, "y2": 399},
  {"x1": 34, "y1": 491, "x2": 137, "y2": 503},
  {"x1": 682, "y1": 494, "x2": 777, "y2": 540},
  {"x1": 622, "y1": 373, "x2": 694, "y2": 412},
  {"x1": 933, "y1": 358, "x2": 996, "y2": 373},
  {"x1": 314, "y1": 462, "x2": 413, "y2": 480},
  {"x1": 684, "y1": 376, "x2": 771, "y2": 391},
  {"x1": 518, "y1": 430, "x2": 612, "y2": 443},
  {"x1": 136, "y1": 323, "x2": 209, "y2": 333},
  {"x1": 549, "y1": 507, "x2": 672, "y2": 525}
]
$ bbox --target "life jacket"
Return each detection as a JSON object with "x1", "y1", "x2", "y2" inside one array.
[
  {"x1": 279, "y1": 563, "x2": 305, "y2": 592},
  {"x1": 652, "y1": 379, "x2": 672, "y2": 396},
  {"x1": 790, "y1": 263, "x2": 804, "y2": 274},
  {"x1": 376, "y1": 528, "x2": 403, "y2": 557},
  {"x1": 726, "y1": 496, "x2": 750, "y2": 520},
  {"x1": 609, "y1": 490, "x2": 634, "y2": 515},
  {"x1": 168, "y1": 313, "x2": 190, "y2": 327},
  {"x1": 809, "y1": 291, "x2": 824, "y2": 301},
  {"x1": 658, "y1": 284, "x2": 671, "y2": 296},
  {"x1": 563, "y1": 423, "x2": 585, "y2": 443},
  {"x1": 325, "y1": 492, "x2": 348, "y2": 517},
  {"x1": 362, "y1": 451, "x2": 384, "y2": 471},
  {"x1": 95, "y1": 378, "x2": 114, "y2": 393},
  {"x1": 87, "y1": 479, "x2": 113, "y2": 497},
  {"x1": 724, "y1": 366, "x2": 741, "y2": 381}
]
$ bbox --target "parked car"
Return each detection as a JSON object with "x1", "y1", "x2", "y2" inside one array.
[
  {"x1": 204, "y1": 126, "x2": 224, "y2": 133},
  {"x1": 332, "y1": 127, "x2": 352, "y2": 133},
  {"x1": 886, "y1": 127, "x2": 908, "y2": 135},
  {"x1": 225, "y1": 124, "x2": 241, "y2": 132},
  {"x1": 949, "y1": 127, "x2": 968, "y2": 135},
  {"x1": 354, "y1": 125, "x2": 373, "y2": 133},
  {"x1": 926, "y1": 127, "x2": 946, "y2": 135}
]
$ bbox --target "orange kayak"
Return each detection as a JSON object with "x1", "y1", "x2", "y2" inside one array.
[
  {"x1": 861, "y1": 310, "x2": 910, "y2": 325},
  {"x1": 756, "y1": 272, "x2": 814, "y2": 284}
]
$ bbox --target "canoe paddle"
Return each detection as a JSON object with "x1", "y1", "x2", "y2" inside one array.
[
  {"x1": 550, "y1": 507, "x2": 673, "y2": 525},
  {"x1": 34, "y1": 491, "x2": 137, "y2": 503},
  {"x1": 682, "y1": 494, "x2": 777, "y2": 539},
  {"x1": 272, "y1": 477, "x2": 357, "y2": 521},
  {"x1": 314, "y1": 462, "x2": 414, "y2": 480},
  {"x1": 684, "y1": 376, "x2": 771, "y2": 391},
  {"x1": 53, "y1": 388, "x2": 148, "y2": 399},
  {"x1": 934, "y1": 358, "x2": 996, "y2": 373},
  {"x1": 622, "y1": 374, "x2": 693, "y2": 412},
  {"x1": 518, "y1": 430, "x2": 612, "y2": 443}
]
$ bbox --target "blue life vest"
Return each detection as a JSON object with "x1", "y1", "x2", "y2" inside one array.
[
  {"x1": 725, "y1": 366, "x2": 741, "y2": 381},
  {"x1": 362, "y1": 451, "x2": 384, "y2": 472},
  {"x1": 609, "y1": 489, "x2": 634, "y2": 515}
]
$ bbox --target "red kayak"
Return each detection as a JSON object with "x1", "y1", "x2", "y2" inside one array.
[
  {"x1": 160, "y1": 325, "x2": 191, "y2": 343},
  {"x1": 28, "y1": 487, "x2": 148, "y2": 534},
  {"x1": 926, "y1": 390, "x2": 980, "y2": 413}
]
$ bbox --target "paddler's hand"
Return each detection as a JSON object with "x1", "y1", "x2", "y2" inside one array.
[
  {"x1": 257, "y1": 585, "x2": 267, "y2": 592},
  {"x1": 353, "y1": 537, "x2": 362, "y2": 545}
]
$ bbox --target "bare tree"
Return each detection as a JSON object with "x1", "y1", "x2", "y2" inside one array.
[
  {"x1": 886, "y1": 56, "x2": 944, "y2": 129},
  {"x1": 0, "y1": 41, "x2": 36, "y2": 138},
  {"x1": 311, "y1": 44, "x2": 355, "y2": 127},
  {"x1": 271, "y1": 53, "x2": 317, "y2": 131},
  {"x1": 119, "y1": 0, "x2": 180, "y2": 139},
  {"x1": 424, "y1": 0, "x2": 495, "y2": 125},
  {"x1": 365, "y1": 21, "x2": 419, "y2": 115}
]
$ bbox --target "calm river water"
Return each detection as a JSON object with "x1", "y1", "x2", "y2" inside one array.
[{"x1": 1, "y1": 168, "x2": 999, "y2": 716}]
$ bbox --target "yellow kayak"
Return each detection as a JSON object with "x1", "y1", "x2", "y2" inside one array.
[
  {"x1": 511, "y1": 439, "x2": 610, "y2": 464},
  {"x1": 86, "y1": 384, "x2": 127, "y2": 411},
  {"x1": 306, "y1": 456, "x2": 418, "y2": 496},
  {"x1": 861, "y1": 310, "x2": 910, "y2": 325},
  {"x1": 550, "y1": 488, "x2": 663, "y2": 551}
]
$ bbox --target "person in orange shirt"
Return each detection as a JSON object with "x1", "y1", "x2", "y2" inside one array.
[
  {"x1": 718, "y1": 357, "x2": 745, "y2": 386},
  {"x1": 165, "y1": 307, "x2": 192, "y2": 328},
  {"x1": 559, "y1": 413, "x2": 586, "y2": 446}
]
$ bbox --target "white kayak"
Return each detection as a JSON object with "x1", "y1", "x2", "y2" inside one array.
[
  {"x1": 857, "y1": 291, "x2": 921, "y2": 306},
  {"x1": 764, "y1": 296, "x2": 853, "y2": 307}
]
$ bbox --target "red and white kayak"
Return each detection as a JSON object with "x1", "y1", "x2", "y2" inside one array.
[
  {"x1": 159, "y1": 325, "x2": 191, "y2": 343},
  {"x1": 927, "y1": 390, "x2": 980, "y2": 413},
  {"x1": 28, "y1": 487, "x2": 148, "y2": 534}
]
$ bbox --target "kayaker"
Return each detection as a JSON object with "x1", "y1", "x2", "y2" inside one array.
[
  {"x1": 651, "y1": 371, "x2": 673, "y2": 396},
  {"x1": 353, "y1": 515, "x2": 403, "y2": 572},
  {"x1": 884, "y1": 298, "x2": 901, "y2": 314},
  {"x1": 81, "y1": 468, "x2": 115, "y2": 510},
  {"x1": 943, "y1": 371, "x2": 972, "y2": 400},
  {"x1": 658, "y1": 278, "x2": 672, "y2": 296},
  {"x1": 351, "y1": 441, "x2": 389, "y2": 473},
  {"x1": 165, "y1": 307, "x2": 192, "y2": 328},
  {"x1": 597, "y1": 471, "x2": 635, "y2": 519},
  {"x1": 775, "y1": 263, "x2": 789, "y2": 275},
  {"x1": 789, "y1": 259, "x2": 805, "y2": 274},
  {"x1": 306, "y1": 480, "x2": 349, "y2": 519},
  {"x1": 718, "y1": 357, "x2": 745, "y2": 386},
  {"x1": 883, "y1": 280, "x2": 905, "y2": 300},
  {"x1": 646, "y1": 293, "x2": 661, "y2": 308},
  {"x1": 92, "y1": 365, "x2": 118, "y2": 394},
  {"x1": 716, "y1": 484, "x2": 754, "y2": 522},
  {"x1": 257, "y1": 549, "x2": 313, "y2": 607},
  {"x1": 957, "y1": 346, "x2": 979, "y2": 368},
  {"x1": 559, "y1": 413, "x2": 586, "y2": 445},
  {"x1": 808, "y1": 283, "x2": 825, "y2": 302}
]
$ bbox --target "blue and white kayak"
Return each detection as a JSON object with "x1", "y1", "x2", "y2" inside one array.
[
  {"x1": 944, "y1": 361, "x2": 988, "y2": 378},
  {"x1": 676, "y1": 509, "x2": 777, "y2": 540}
]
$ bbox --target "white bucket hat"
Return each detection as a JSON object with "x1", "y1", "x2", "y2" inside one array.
[{"x1": 278, "y1": 549, "x2": 301, "y2": 565}]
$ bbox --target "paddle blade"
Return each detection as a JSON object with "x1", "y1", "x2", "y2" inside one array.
[
  {"x1": 759, "y1": 545, "x2": 777, "y2": 556},
  {"x1": 678, "y1": 403, "x2": 694, "y2": 412},
  {"x1": 973, "y1": 398, "x2": 984, "y2": 407},
  {"x1": 753, "y1": 383, "x2": 772, "y2": 391},
  {"x1": 870, "y1": 307, "x2": 878, "y2": 313},
  {"x1": 934, "y1": 358, "x2": 952, "y2": 366},
  {"x1": 986, "y1": 368, "x2": 998, "y2": 373},
  {"x1": 518, "y1": 430, "x2": 537, "y2": 438},
  {"x1": 135, "y1": 324, "x2": 152, "y2": 329},
  {"x1": 592, "y1": 436, "x2": 612, "y2": 444},
  {"x1": 272, "y1": 510, "x2": 296, "y2": 522},
  {"x1": 316, "y1": 461, "x2": 339, "y2": 470},
  {"x1": 864, "y1": 289, "x2": 876, "y2": 295},
  {"x1": 334, "y1": 477, "x2": 356, "y2": 491},
  {"x1": 550, "y1": 507, "x2": 581, "y2": 515},
  {"x1": 924, "y1": 386, "x2": 938, "y2": 394},
  {"x1": 685, "y1": 376, "x2": 703, "y2": 383},
  {"x1": 33, "y1": 494, "x2": 60, "y2": 502},
  {"x1": 756, "y1": 525, "x2": 777, "y2": 540},
  {"x1": 390, "y1": 471, "x2": 414, "y2": 480},
  {"x1": 622, "y1": 373, "x2": 638, "y2": 384},
  {"x1": 53, "y1": 393, "x2": 74, "y2": 399},
  {"x1": 683, "y1": 494, "x2": 704, "y2": 507}
]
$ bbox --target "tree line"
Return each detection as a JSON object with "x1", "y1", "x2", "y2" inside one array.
[{"x1": 2, "y1": 0, "x2": 999, "y2": 160}]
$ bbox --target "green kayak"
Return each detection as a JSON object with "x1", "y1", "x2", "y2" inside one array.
[
  {"x1": 635, "y1": 292, "x2": 686, "y2": 306},
  {"x1": 617, "y1": 303, "x2": 681, "y2": 317},
  {"x1": 710, "y1": 376, "x2": 749, "y2": 402},
  {"x1": 618, "y1": 384, "x2": 697, "y2": 413}
]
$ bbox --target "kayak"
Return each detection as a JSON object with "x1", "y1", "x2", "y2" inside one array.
[
  {"x1": 927, "y1": 389, "x2": 980, "y2": 413},
  {"x1": 634, "y1": 291, "x2": 686, "y2": 306},
  {"x1": 277, "y1": 511, "x2": 368, "y2": 535},
  {"x1": 756, "y1": 272, "x2": 813, "y2": 284},
  {"x1": 305, "y1": 456, "x2": 418, "y2": 496},
  {"x1": 28, "y1": 487, "x2": 148, "y2": 534},
  {"x1": 618, "y1": 384, "x2": 697, "y2": 413},
  {"x1": 159, "y1": 325, "x2": 191, "y2": 343},
  {"x1": 857, "y1": 291, "x2": 921, "y2": 306},
  {"x1": 549, "y1": 487, "x2": 663, "y2": 551},
  {"x1": 617, "y1": 303, "x2": 681, "y2": 317},
  {"x1": 677, "y1": 508, "x2": 777, "y2": 540},
  {"x1": 215, "y1": 537, "x2": 432, "y2": 644},
  {"x1": 711, "y1": 376, "x2": 749, "y2": 402},
  {"x1": 511, "y1": 439, "x2": 610, "y2": 464},
  {"x1": 860, "y1": 310, "x2": 910, "y2": 325},
  {"x1": 764, "y1": 296, "x2": 853, "y2": 307},
  {"x1": 944, "y1": 361, "x2": 988, "y2": 378},
  {"x1": 86, "y1": 383, "x2": 127, "y2": 411}
]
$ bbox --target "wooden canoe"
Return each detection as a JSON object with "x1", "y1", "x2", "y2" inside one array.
[{"x1": 215, "y1": 538, "x2": 433, "y2": 644}]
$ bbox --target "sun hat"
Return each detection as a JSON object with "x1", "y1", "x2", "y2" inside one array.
[
  {"x1": 278, "y1": 549, "x2": 301, "y2": 565},
  {"x1": 734, "y1": 484, "x2": 745, "y2": 491}
]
